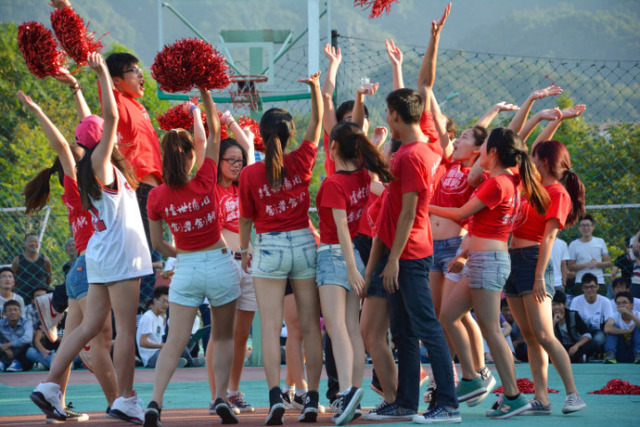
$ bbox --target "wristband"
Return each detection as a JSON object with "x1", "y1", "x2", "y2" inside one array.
[
  {"x1": 238, "y1": 248, "x2": 250, "y2": 254},
  {"x1": 70, "y1": 82, "x2": 82, "y2": 94},
  {"x1": 189, "y1": 105, "x2": 200, "y2": 114},
  {"x1": 535, "y1": 278, "x2": 544, "y2": 281}
]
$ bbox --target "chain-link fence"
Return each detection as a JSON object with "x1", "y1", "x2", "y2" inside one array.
[{"x1": 1, "y1": 26, "x2": 639, "y2": 298}]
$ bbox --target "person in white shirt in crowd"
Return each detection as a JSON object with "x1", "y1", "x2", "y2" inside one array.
[
  {"x1": 627, "y1": 232, "x2": 640, "y2": 298},
  {"x1": 609, "y1": 278, "x2": 640, "y2": 314},
  {"x1": 569, "y1": 273, "x2": 614, "y2": 354},
  {"x1": 568, "y1": 215, "x2": 611, "y2": 296},
  {"x1": 603, "y1": 291, "x2": 640, "y2": 364},
  {"x1": 0, "y1": 267, "x2": 25, "y2": 315},
  {"x1": 550, "y1": 238, "x2": 570, "y2": 294}
]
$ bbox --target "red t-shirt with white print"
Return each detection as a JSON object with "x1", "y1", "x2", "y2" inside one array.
[
  {"x1": 239, "y1": 140, "x2": 317, "y2": 233},
  {"x1": 147, "y1": 158, "x2": 220, "y2": 251},
  {"x1": 512, "y1": 183, "x2": 570, "y2": 242},
  {"x1": 377, "y1": 140, "x2": 441, "y2": 259},
  {"x1": 62, "y1": 176, "x2": 93, "y2": 254},
  {"x1": 216, "y1": 183, "x2": 240, "y2": 234},
  {"x1": 430, "y1": 162, "x2": 476, "y2": 228},
  {"x1": 468, "y1": 173, "x2": 520, "y2": 242},
  {"x1": 316, "y1": 169, "x2": 371, "y2": 244}
]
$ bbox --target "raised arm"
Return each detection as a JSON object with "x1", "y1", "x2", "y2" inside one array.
[
  {"x1": 430, "y1": 91, "x2": 453, "y2": 158},
  {"x1": 199, "y1": 88, "x2": 221, "y2": 163},
  {"x1": 417, "y1": 2, "x2": 451, "y2": 114},
  {"x1": 475, "y1": 102, "x2": 520, "y2": 129},
  {"x1": 182, "y1": 101, "x2": 205, "y2": 170},
  {"x1": 321, "y1": 44, "x2": 341, "y2": 136},
  {"x1": 508, "y1": 85, "x2": 563, "y2": 134},
  {"x1": 518, "y1": 108, "x2": 562, "y2": 145},
  {"x1": 17, "y1": 91, "x2": 76, "y2": 178},
  {"x1": 532, "y1": 104, "x2": 586, "y2": 149},
  {"x1": 50, "y1": 0, "x2": 71, "y2": 10},
  {"x1": 52, "y1": 68, "x2": 91, "y2": 120},
  {"x1": 221, "y1": 111, "x2": 255, "y2": 166},
  {"x1": 299, "y1": 71, "x2": 323, "y2": 146},
  {"x1": 385, "y1": 39, "x2": 404, "y2": 90},
  {"x1": 88, "y1": 53, "x2": 118, "y2": 186},
  {"x1": 352, "y1": 81, "x2": 378, "y2": 130}
]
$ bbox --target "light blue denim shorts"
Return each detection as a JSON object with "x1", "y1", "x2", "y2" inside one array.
[
  {"x1": 432, "y1": 236, "x2": 464, "y2": 273},
  {"x1": 170, "y1": 247, "x2": 241, "y2": 307},
  {"x1": 251, "y1": 228, "x2": 317, "y2": 280},
  {"x1": 462, "y1": 251, "x2": 511, "y2": 292},
  {"x1": 65, "y1": 255, "x2": 89, "y2": 300},
  {"x1": 316, "y1": 244, "x2": 365, "y2": 291}
]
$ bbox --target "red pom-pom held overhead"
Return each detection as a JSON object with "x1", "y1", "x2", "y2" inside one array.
[
  {"x1": 237, "y1": 116, "x2": 264, "y2": 152},
  {"x1": 151, "y1": 38, "x2": 231, "y2": 93},
  {"x1": 17, "y1": 22, "x2": 66, "y2": 79},
  {"x1": 156, "y1": 102, "x2": 230, "y2": 140},
  {"x1": 51, "y1": 7, "x2": 104, "y2": 67},
  {"x1": 354, "y1": 0, "x2": 399, "y2": 19}
]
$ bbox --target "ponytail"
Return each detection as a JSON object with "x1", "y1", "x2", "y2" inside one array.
[
  {"x1": 356, "y1": 133, "x2": 393, "y2": 183},
  {"x1": 161, "y1": 128, "x2": 194, "y2": 189},
  {"x1": 265, "y1": 134, "x2": 286, "y2": 190},
  {"x1": 517, "y1": 149, "x2": 550, "y2": 215},
  {"x1": 23, "y1": 157, "x2": 64, "y2": 215},
  {"x1": 562, "y1": 169, "x2": 585, "y2": 227}
]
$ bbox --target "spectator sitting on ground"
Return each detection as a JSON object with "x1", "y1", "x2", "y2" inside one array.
[
  {"x1": 0, "y1": 267, "x2": 25, "y2": 316},
  {"x1": 569, "y1": 273, "x2": 614, "y2": 355},
  {"x1": 610, "y1": 278, "x2": 640, "y2": 313},
  {"x1": 611, "y1": 236, "x2": 634, "y2": 283},
  {"x1": 11, "y1": 234, "x2": 52, "y2": 304},
  {"x1": 552, "y1": 291, "x2": 597, "y2": 363},
  {"x1": 500, "y1": 298, "x2": 527, "y2": 362},
  {"x1": 0, "y1": 300, "x2": 33, "y2": 372},
  {"x1": 604, "y1": 292, "x2": 640, "y2": 364},
  {"x1": 568, "y1": 215, "x2": 611, "y2": 296},
  {"x1": 136, "y1": 286, "x2": 194, "y2": 368}
]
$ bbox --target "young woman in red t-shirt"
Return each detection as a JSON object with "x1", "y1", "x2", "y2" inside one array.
[
  {"x1": 238, "y1": 72, "x2": 323, "y2": 424},
  {"x1": 204, "y1": 113, "x2": 256, "y2": 413},
  {"x1": 429, "y1": 127, "x2": 549, "y2": 419},
  {"x1": 144, "y1": 89, "x2": 241, "y2": 425},
  {"x1": 505, "y1": 139, "x2": 587, "y2": 414},
  {"x1": 316, "y1": 122, "x2": 392, "y2": 424}
]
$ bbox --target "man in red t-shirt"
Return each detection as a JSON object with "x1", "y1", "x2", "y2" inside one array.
[{"x1": 364, "y1": 88, "x2": 457, "y2": 420}]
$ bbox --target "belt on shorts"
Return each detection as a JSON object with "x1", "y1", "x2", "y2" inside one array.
[
  {"x1": 317, "y1": 244, "x2": 341, "y2": 253},
  {"x1": 231, "y1": 252, "x2": 243, "y2": 260}
]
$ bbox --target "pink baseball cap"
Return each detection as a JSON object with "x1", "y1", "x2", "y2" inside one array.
[{"x1": 75, "y1": 115, "x2": 104, "y2": 149}]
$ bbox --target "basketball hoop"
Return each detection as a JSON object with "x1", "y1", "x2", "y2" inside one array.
[{"x1": 228, "y1": 74, "x2": 268, "y2": 111}]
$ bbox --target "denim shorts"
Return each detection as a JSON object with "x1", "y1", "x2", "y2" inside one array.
[
  {"x1": 504, "y1": 246, "x2": 555, "y2": 298},
  {"x1": 65, "y1": 255, "x2": 89, "y2": 300},
  {"x1": 444, "y1": 247, "x2": 463, "y2": 283},
  {"x1": 316, "y1": 244, "x2": 366, "y2": 291},
  {"x1": 170, "y1": 248, "x2": 241, "y2": 307},
  {"x1": 432, "y1": 236, "x2": 464, "y2": 273},
  {"x1": 251, "y1": 228, "x2": 317, "y2": 280},
  {"x1": 462, "y1": 251, "x2": 511, "y2": 292},
  {"x1": 234, "y1": 259, "x2": 257, "y2": 311},
  {"x1": 366, "y1": 252, "x2": 389, "y2": 299}
]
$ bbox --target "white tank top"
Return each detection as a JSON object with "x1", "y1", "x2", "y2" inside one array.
[{"x1": 85, "y1": 167, "x2": 153, "y2": 283}]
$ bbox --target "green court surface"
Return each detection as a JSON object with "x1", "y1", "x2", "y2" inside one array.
[{"x1": 1, "y1": 364, "x2": 639, "y2": 426}]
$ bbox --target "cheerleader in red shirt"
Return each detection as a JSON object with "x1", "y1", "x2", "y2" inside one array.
[
  {"x1": 238, "y1": 72, "x2": 323, "y2": 425},
  {"x1": 429, "y1": 128, "x2": 549, "y2": 419},
  {"x1": 144, "y1": 89, "x2": 240, "y2": 425},
  {"x1": 316, "y1": 122, "x2": 392, "y2": 424},
  {"x1": 505, "y1": 139, "x2": 587, "y2": 414}
]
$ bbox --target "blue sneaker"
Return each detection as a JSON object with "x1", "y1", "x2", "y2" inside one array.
[
  {"x1": 361, "y1": 401, "x2": 416, "y2": 421},
  {"x1": 413, "y1": 406, "x2": 461, "y2": 424},
  {"x1": 455, "y1": 377, "x2": 486, "y2": 402},
  {"x1": 487, "y1": 394, "x2": 531, "y2": 419},
  {"x1": 6, "y1": 360, "x2": 23, "y2": 372}
]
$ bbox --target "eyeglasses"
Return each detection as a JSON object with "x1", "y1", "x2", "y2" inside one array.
[
  {"x1": 582, "y1": 285, "x2": 598, "y2": 290},
  {"x1": 123, "y1": 67, "x2": 143, "y2": 76},
  {"x1": 156, "y1": 298, "x2": 169, "y2": 304},
  {"x1": 222, "y1": 158, "x2": 244, "y2": 166},
  {"x1": 578, "y1": 224, "x2": 593, "y2": 228}
]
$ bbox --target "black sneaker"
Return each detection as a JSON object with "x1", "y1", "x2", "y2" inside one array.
[
  {"x1": 334, "y1": 387, "x2": 363, "y2": 425},
  {"x1": 214, "y1": 397, "x2": 239, "y2": 424},
  {"x1": 63, "y1": 403, "x2": 89, "y2": 422},
  {"x1": 292, "y1": 392, "x2": 305, "y2": 410},
  {"x1": 281, "y1": 388, "x2": 295, "y2": 409},
  {"x1": 266, "y1": 387, "x2": 286, "y2": 425},
  {"x1": 144, "y1": 401, "x2": 161, "y2": 427},
  {"x1": 298, "y1": 390, "x2": 319, "y2": 423}
]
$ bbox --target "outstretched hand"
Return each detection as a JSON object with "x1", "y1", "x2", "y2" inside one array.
[
  {"x1": 560, "y1": 104, "x2": 586, "y2": 119},
  {"x1": 87, "y1": 52, "x2": 106, "y2": 72},
  {"x1": 357, "y1": 82, "x2": 379, "y2": 95},
  {"x1": 495, "y1": 101, "x2": 520, "y2": 112},
  {"x1": 17, "y1": 90, "x2": 39, "y2": 111},
  {"x1": 371, "y1": 126, "x2": 388, "y2": 148},
  {"x1": 298, "y1": 71, "x2": 322, "y2": 86},
  {"x1": 53, "y1": 67, "x2": 77, "y2": 86},
  {"x1": 385, "y1": 39, "x2": 403, "y2": 66},
  {"x1": 537, "y1": 108, "x2": 563, "y2": 121},
  {"x1": 323, "y1": 44, "x2": 342, "y2": 66},
  {"x1": 530, "y1": 85, "x2": 563, "y2": 100},
  {"x1": 431, "y1": 2, "x2": 451, "y2": 37},
  {"x1": 49, "y1": 0, "x2": 71, "y2": 9}
]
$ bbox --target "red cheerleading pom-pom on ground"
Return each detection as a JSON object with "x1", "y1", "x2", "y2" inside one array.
[
  {"x1": 51, "y1": 7, "x2": 103, "y2": 67},
  {"x1": 17, "y1": 22, "x2": 65, "y2": 79},
  {"x1": 354, "y1": 0, "x2": 399, "y2": 19},
  {"x1": 151, "y1": 38, "x2": 231, "y2": 93},
  {"x1": 237, "y1": 116, "x2": 264, "y2": 152},
  {"x1": 589, "y1": 379, "x2": 640, "y2": 395},
  {"x1": 492, "y1": 378, "x2": 559, "y2": 394}
]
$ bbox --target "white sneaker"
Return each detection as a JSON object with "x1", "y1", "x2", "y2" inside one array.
[
  {"x1": 108, "y1": 391, "x2": 145, "y2": 424},
  {"x1": 31, "y1": 382, "x2": 66, "y2": 421},
  {"x1": 35, "y1": 293, "x2": 60, "y2": 342}
]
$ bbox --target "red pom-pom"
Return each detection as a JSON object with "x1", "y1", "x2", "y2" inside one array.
[
  {"x1": 354, "y1": 0, "x2": 399, "y2": 19},
  {"x1": 157, "y1": 102, "x2": 229, "y2": 140},
  {"x1": 151, "y1": 38, "x2": 231, "y2": 93},
  {"x1": 51, "y1": 7, "x2": 104, "y2": 67},
  {"x1": 17, "y1": 22, "x2": 65, "y2": 79},
  {"x1": 236, "y1": 116, "x2": 264, "y2": 152},
  {"x1": 492, "y1": 378, "x2": 559, "y2": 394},
  {"x1": 589, "y1": 379, "x2": 640, "y2": 395}
]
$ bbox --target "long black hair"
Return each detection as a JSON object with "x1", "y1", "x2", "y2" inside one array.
[{"x1": 259, "y1": 108, "x2": 295, "y2": 190}]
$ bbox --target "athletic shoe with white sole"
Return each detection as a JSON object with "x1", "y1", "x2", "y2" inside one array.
[
  {"x1": 108, "y1": 391, "x2": 145, "y2": 424},
  {"x1": 562, "y1": 393, "x2": 586, "y2": 414},
  {"x1": 412, "y1": 406, "x2": 462, "y2": 424},
  {"x1": 486, "y1": 393, "x2": 531, "y2": 419},
  {"x1": 35, "y1": 293, "x2": 60, "y2": 342},
  {"x1": 228, "y1": 391, "x2": 255, "y2": 413},
  {"x1": 144, "y1": 400, "x2": 161, "y2": 427},
  {"x1": 466, "y1": 367, "x2": 496, "y2": 407},
  {"x1": 214, "y1": 397, "x2": 239, "y2": 424},
  {"x1": 522, "y1": 399, "x2": 552, "y2": 416},
  {"x1": 333, "y1": 387, "x2": 363, "y2": 425},
  {"x1": 31, "y1": 382, "x2": 66, "y2": 422}
]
